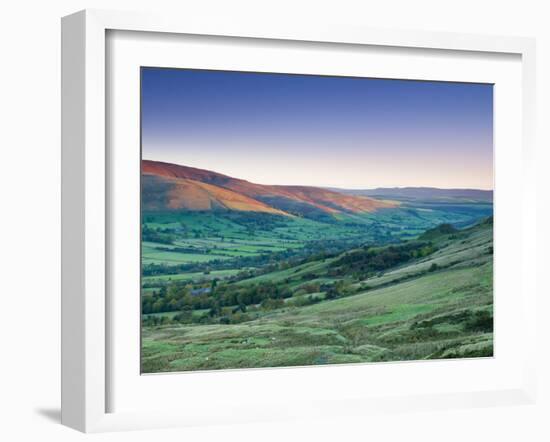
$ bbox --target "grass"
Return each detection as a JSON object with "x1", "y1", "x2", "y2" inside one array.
[
  {"x1": 143, "y1": 269, "x2": 240, "y2": 283},
  {"x1": 236, "y1": 258, "x2": 338, "y2": 286},
  {"x1": 142, "y1": 245, "x2": 229, "y2": 264},
  {"x1": 141, "y1": 219, "x2": 493, "y2": 372},
  {"x1": 143, "y1": 309, "x2": 208, "y2": 320}
]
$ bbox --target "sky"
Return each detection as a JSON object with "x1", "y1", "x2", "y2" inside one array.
[{"x1": 141, "y1": 67, "x2": 493, "y2": 190}]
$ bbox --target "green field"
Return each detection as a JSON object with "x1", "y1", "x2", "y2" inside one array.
[
  {"x1": 141, "y1": 212, "x2": 493, "y2": 372},
  {"x1": 143, "y1": 269, "x2": 241, "y2": 284}
]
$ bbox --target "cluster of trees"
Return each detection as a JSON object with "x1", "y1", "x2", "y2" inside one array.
[
  {"x1": 142, "y1": 307, "x2": 255, "y2": 328},
  {"x1": 142, "y1": 279, "x2": 293, "y2": 317},
  {"x1": 142, "y1": 282, "x2": 214, "y2": 315},
  {"x1": 155, "y1": 245, "x2": 207, "y2": 254},
  {"x1": 419, "y1": 223, "x2": 458, "y2": 240},
  {"x1": 143, "y1": 261, "x2": 221, "y2": 277},
  {"x1": 322, "y1": 280, "x2": 349, "y2": 299},
  {"x1": 141, "y1": 224, "x2": 177, "y2": 245},
  {"x1": 329, "y1": 241, "x2": 436, "y2": 278},
  {"x1": 215, "y1": 281, "x2": 292, "y2": 308}
]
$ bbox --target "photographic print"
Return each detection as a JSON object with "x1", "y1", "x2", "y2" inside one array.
[{"x1": 140, "y1": 68, "x2": 493, "y2": 373}]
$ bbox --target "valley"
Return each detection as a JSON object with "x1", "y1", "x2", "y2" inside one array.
[
  {"x1": 140, "y1": 161, "x2": 494, "y2": 372},
  {"x1": 142, "y1": 217, "x2": 493, "y2": 372}
]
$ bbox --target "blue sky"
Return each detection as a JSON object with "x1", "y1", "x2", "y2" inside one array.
[{"x1": 141, "y1": 67, "x2": 493, "y2": 189}]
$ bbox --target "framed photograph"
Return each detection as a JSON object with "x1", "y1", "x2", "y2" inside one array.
[{"x1": 61, "y1": 9, "x2": 537, "y2": 432}]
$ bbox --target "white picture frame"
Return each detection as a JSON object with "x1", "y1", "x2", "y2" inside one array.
[{"x1": 61, "y1": 9, "x2": 537, "y2": 433}]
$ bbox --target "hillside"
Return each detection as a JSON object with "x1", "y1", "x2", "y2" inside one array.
[
  {"x1": 142, "y1": 218, "x2": 493, "y2": 371},
  {"x1": 142, "y1": 174, "x2": 287, "y2": 215},
  {"x1": 142, "y1": 160, "x2": 398, "y2": 216}
]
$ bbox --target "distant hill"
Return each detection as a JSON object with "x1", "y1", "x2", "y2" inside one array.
[
  {"x1": 329, "y1": 187, "x2": 493, "y2": 203},
  {"x1": 142, "y1": 160, "x2": 398, "y2": 216},
  {"x1": 142, "y1": 174, "x2": 287, "y2": 215}
]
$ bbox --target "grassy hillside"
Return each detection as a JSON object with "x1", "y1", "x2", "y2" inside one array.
[{"x1": 142, "y1": 218, "x2": 493, "y2": 372}]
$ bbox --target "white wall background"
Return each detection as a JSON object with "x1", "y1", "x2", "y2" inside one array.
[{"x1": 0, "y1": 1, "x2": 548, "y2": 441}]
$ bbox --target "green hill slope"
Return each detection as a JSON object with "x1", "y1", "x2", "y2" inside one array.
[{"x1": 142, "y1": 219, "x2": 493, "y2": 372}]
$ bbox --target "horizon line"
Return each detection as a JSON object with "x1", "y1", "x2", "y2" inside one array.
[
  {"x1": 326, "y1": 185, "x2": 494, "y2": 192},
  {"x1": 142, "y1": 158, "x2": 494, "y2": 192}
]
